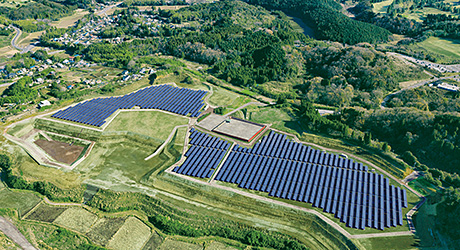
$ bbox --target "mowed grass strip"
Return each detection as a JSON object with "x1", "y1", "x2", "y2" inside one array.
[
  {"x1": 53, "y1": 207, "x2": 98, "y2": 234},
  {"x1": 417, "y1": 37, "x2": 460, "y2": 60},
  {"x1": 105, "y1": 111, "x2": 189, "y2": 141},
  {"x1": 357, "y1": 235, "x2": 417, "y2": 250},
  {"x1": 107, "y1": 216, "x2": 151, "y2": 250},
  {"x1": 86, "y1": 217, "x2": 127, "y2": 246},
  {"x1": 0, "y1": 189, "x2": 41, "y2": 217},
  {"x1": 25, "y1": 203, "x2": 67, "y2": 223},
  {"x1": 157, "y1": 238, "x2": 202, "y2": 250},
  {"x1": 205, "y1": 241, "x2": 238, "y2": 250}
]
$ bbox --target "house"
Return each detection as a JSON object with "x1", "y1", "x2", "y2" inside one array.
[
  {"x1": 38, "y1": 100, "x2": 51, "y2": 108},
  {"x1": 437, "y1": 82, "x2": 459, "y2": 92}
]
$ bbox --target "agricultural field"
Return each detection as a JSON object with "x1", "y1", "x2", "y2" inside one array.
[
  {"x1": 105, "y1": 110, "x2": 189, "y2": 141},
  {"x1": 50, "y1": 9, "x2": 89, "y2": 28},
  {"x1": 53, "y1": 207, "x2": 98, "y2": 233},
  {"x1": 157, "y1": 238, "x2": 202, "y2": 250},
  {"x1": 25, "y1": 203, "x2": 68, "y2": 223},
  {"x1": 0, "y1": 189, "x2": 41, "y2": 217},
  {"x1": 86, "y1": 217, "x2": 127, "y2": 246},
  {"x1": 106, "y1": 216, "x2": 151, "y2": 250}
]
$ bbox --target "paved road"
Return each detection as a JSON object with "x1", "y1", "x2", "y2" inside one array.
[
  {"x1": 9, "y1": 25, "x2": 23, "y2": 51},
  {"x1": 0, "y1": 216, "x2": 37, "y2": 250}
]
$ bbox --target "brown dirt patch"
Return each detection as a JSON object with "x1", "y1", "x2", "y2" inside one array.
[{"x1": 34, "y1": 139, "x2": 84, "y2": 165}]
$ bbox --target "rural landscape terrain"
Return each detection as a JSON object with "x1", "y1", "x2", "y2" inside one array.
[{"x1": 0, "y1": 0, "x2": 459, "y2": 249}]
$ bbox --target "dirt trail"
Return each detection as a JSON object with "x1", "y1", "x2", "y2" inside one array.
[{"x1": 0, "y1": 216, "x2": 37, "y2": 250}]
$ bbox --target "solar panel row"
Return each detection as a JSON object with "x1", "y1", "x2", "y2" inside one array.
[
  {"x1": 51, "y1": 85, "x2": 207, "y2": 127},
  {"x1": 215, "y1": 151, "x2": 408, "y2": 230},
  {"x1": 172, "y1": 129, "x2": 231, "y2": 178},
  {"x1": 234, "y1": 131, "x2": 368, "y2": 171}
]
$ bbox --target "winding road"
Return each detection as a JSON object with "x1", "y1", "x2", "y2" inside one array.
[{"x1": 9, "y1": 25, "x2": 35, "y2": 54}]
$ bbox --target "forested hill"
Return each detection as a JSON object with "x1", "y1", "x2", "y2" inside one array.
[{"x1": 246, "y1": 0, "x2": 391, "y2": 45}]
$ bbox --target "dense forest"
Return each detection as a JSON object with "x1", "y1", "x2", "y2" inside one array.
[
  {"x1": 246, "y1": 0, "x2": 391, "y2": 44},
  {"x1": 0, "y1": 0, "x2": 76, "y2": 21}
]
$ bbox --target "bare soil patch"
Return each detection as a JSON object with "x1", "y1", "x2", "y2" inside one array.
[{"x1": 34, "y1": 139, "x2": 84, "y2": 165}]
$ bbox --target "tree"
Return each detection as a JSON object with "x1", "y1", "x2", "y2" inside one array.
[{"x1": 364, "y1": 132, "x2": 372, "y2": 145}]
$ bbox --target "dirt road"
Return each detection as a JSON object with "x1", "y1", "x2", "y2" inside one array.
[{"x1": 0, "y1": 216, "x2": 37, "y2": 250}]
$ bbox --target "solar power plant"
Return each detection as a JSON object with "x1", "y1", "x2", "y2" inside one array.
[
  {"x1": 173, "y1": 129, "x2": 231, "y2": 178},
  {"x1": 51, "y1": 85, "x2": 207, "y2": 127},
  {"x1": 213, "y1": 131, "x2": 408, "y2": 230}
]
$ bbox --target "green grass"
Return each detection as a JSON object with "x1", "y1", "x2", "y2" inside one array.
[
  {"x1": 7, "y1": 119, "x2": 34, "y2": 138},
  {"x1": 25, "y1": 203, "x2": 68, "y2": 223},
  {"x1": 0, "y1": 189, "x2": 41, "y2": 217},
  {"x1": 372, "y1": 0, "x2": 393, "y2": 13},
  {"x1": 417, "y1": 37, "x2": 460, "y2": 61},
  {"x1": 105, "y1": 111, "x2": 188, "y2": 141},
  {"x1": 17, "y1": 220, "x2": 95, "y2": 250},
  {"x1": 405, "y1": 7, "x2": 457, "y2": 22},
  {"x1": 357, "y1": 235, "x2": 417, "y2": 250},
  {"x1": 205, "y1": 241, "x2": 239, "y2": 250},
  {"x1": 141, "y1": 232, "x2": 163, "y2": 250},
  {"x1": 208, "y1": 86, "x2": 243, "y2": 107},
  {"x1": 107, "y1": 216, "x2": 151, "y2": 250},
  {"x1": 157, "y1": 238, "x2": 202, "y2": 250},
  {"x1": 86, "y1": 217, "x2": 126, "y2": 246},
  {"x1": 0, "y1": 230, "x2": 19, "y2": 249},
  {"x1": 53, "y1": 207, "x2": 98, "y2": 234}
]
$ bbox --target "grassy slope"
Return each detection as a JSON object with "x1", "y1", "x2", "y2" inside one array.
[
  {"x1": 0, "y1": 189, "x2": 41, "y2": 217},
  {"x1": 416, "y1": 37, "x2": 460, "y2": 61},
  {"x1": 105, "y1": 111, "x2": 188, "y2": 141}
]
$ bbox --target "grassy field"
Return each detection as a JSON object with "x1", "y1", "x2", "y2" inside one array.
[
  {"x1": 25, "y1": 203, "x2": 68, "y2": 223},
  {"x1": 205, "y1": 241, "x2": 239, "y2": 250},
  {"x1": 105, "y1": 110, "x2": 188, "y2": 141},
  {"x1": 7, "y1": 119, "x2": 35, "y2": 138},
  {"x1": 0, "y1": 33, "x2": 14, "y2": 49},
  {"x1": 141, "y1": 232, "x2": 163, "y2": 250},
  {"x1": 0, "y1": 189, "x2": 41, "y2": 217},
  {"x1": 53, "y1": 207, "x2": 98, "y2": 233},
  {"x1": 0, "y1": 0, "x2": 29, "y2": 8},
  {"x1": 157, "y1": 238, "x2": 202, "y2": 250},
  {"x1": 17, "y1": 31, "x2": 42, "y2": 48},
  {"x1": 357, "y1": 235, "x2": 417, "y2": 250},
  {"x1": 0, "y1": 231, "x2": 19, "y2": 250},
  {"x1": 51, "y1": 9, "x2": 89, "y2": 28},
  {"x1": 405, "y1": 7, "x2": 457, "y2": 22},
  {"x1": 107, "y1": 216, "x2": 151, "y2": 250},
  {"x1": 372, "y1": 0, "x2": 393, "y2": 13},
  {"x1": 86, "y1": 217, "x2": 126, "y2": 246},
  {"x1": 416, "y1": 37, "x2": 460, "y2": 62}
]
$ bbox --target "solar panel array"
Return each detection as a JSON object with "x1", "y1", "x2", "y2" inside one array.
[
  {"x1": 214, "y1": 131, "x2": 408, "y2": 230},
  {"x1": 173, "y1": 129, "x2": 231, "y2": 178},
  {"x1": 51, "y1": 85, "x2": 207, "y2": 127}
]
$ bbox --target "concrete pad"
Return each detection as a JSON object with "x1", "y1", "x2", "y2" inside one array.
[
  {"x1": 197, "y1": 113, "x2": 226, "y2": 130},
  {"x1": 213, "y1": 117, "x2": 265, "y2": 142}
]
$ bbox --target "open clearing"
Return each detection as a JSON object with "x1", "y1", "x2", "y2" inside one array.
[
  {"x1": 53, "y1": 207, "x2": 98, "y2": 234},
  {"x1": 34, "y1": 139, "x2": 84, "y2": 165},
  {"x1": 205, "y1": 241, "x2": 238, "y2": 250},
  {"x1": 86, "y1": 217, "x2": 126, "y2": 246},
  {"x1": 372, "y1": 0, "x2": 393, "y2": 13},
  {"x1": 0, "y1": 189, "x2": 41, "y2": 217},
  {"x1": 107, "y1": 216, "x2": 151, "y2": 250},
  {"x1": 105, "y1": 110, "x2": 188, "y2": 141},
  {"x1": 51, "y1": 9, "x2": 89, "y2": 28},
  {"x1": 157, "y1": 238, "x2": 202, "y2": 250},
  {"x1": 358, "y1": 235, "x2": 417, "y2": 250},
  {"x1": 25, "y1": 203, "x2": 68, "y2": 223},
  {"x1": 416, "y1": 37, "x2": 460, "y2": 61}
]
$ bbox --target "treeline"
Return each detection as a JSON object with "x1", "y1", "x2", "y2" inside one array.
[
  {"x1": 0, "y1": 0, "x2": 76, "y2": 21},
  {"x1": 352, "y1": 1, "x2": 460, "y2": 39},
  {"x1": 0, "y1": 77, "x2": 38, "y2": 105},
  {"x1": 246, "y1": 0, "x2": 391, "y2": 44},
  {"x1": 87, "y1": 189, "x2": 309, "y2": 250},
  {"x1": 330, "y1": 108, "x2": 460, "y2": 174},
  {"x1": 121, "y1": 0, "x2": 186, "y2": 7},
  {"x1": 386, "y1": 85, "x2": 460, "y2": 112}
]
